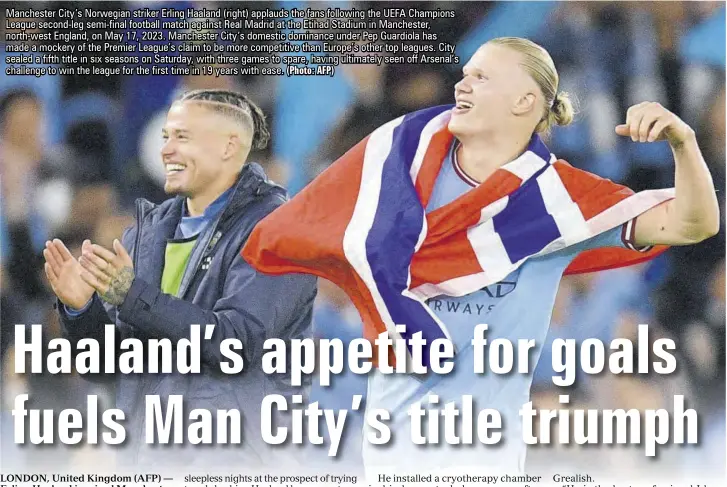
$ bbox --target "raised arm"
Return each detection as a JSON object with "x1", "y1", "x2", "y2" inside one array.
[{"x1": 615, "y1": 102, "x2": 720, "y2": 246}]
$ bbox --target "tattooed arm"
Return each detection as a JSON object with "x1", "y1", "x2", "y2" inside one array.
[
  {"x1": 78, "y1": 239, "x2": 136, "y2": 306},
  {"x1": 78, "y1": 236, "x2": 318, "y2": 368},
  {"x1": 48, "y1": 238, "x2": 123, "y2": 383}
]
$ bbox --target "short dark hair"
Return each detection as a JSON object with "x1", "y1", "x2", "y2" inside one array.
[{"x1": 178, "y1": 89, "x2": 270, "y2": 150}]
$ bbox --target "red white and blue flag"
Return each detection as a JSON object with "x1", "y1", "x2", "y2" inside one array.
[{"x1": 242, "y1": 105, "x2": 674, "y2": 366}]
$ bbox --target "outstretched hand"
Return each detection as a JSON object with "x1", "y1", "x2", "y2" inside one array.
[
  {"x1": 615, "y1": 101, "x2": 695, "y2": 148},
  {"x1": 78, "y1": 239, "x2": 135, "y2": 306}
]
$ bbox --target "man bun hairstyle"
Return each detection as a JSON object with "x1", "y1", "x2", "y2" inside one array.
[
  {"x1": 547, "y1": 91, "x2": 576, "y2": 128},
  {"x1": 179, "y1": 89, "x2": 270, "y2": 150}
]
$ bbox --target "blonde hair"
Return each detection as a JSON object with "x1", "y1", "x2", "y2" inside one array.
[
  {"x1": 178, "y1": 89, "x2": 270, "y2": 150},
  {"x1": 487, "y1": 37, "x2": 576, "y2": 134}
]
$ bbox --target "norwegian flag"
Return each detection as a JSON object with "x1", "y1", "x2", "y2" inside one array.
[{"x1": 242, "y1": 105, "x2": 674, "y2": 367}]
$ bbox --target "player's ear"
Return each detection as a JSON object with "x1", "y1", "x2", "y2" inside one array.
[
  {"x1": 221, "y1": 133, "x2": 241, "y2": 161},
  {"x1": 512, "y1": 92, "x2": 537, "y2": 116}
]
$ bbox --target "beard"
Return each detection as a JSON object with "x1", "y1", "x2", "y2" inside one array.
[{"x1": 163, "y1": 180, "x2": 191, "y2": 198}]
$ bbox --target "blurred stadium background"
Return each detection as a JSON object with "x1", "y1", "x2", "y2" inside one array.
[{"x1": 0, "y1": 0, "x2": 725, "y2": 478}]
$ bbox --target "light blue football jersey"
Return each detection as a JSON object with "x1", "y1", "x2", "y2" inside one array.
[{"x1": 363, "y1": 140, "x2": 632, "y2": 473}]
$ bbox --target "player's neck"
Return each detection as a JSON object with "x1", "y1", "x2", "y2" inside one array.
[
  {"x1": 457, "y1": 130, "x2": 531, "y2": 184},
  {"x1": 186, "y1": 177, "x2": 236, "y2": 217}
]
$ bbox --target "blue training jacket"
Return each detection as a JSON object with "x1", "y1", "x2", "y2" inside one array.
[{"x1": 58, "y1": 163, "x2": 318, "y2": 468}]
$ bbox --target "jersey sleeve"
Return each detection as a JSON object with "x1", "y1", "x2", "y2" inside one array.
[{"x1": 576, "y1": 218, "x2": 654, "y2": 253}]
